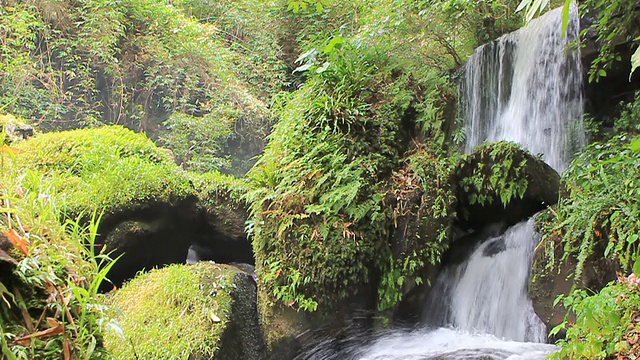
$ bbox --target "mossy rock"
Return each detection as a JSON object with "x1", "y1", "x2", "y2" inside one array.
[
  {"x1": 1, "y1": 113, "x2": 33, "y2": 143},
  {"x1": 9, "y1": 126, "x2": 253, "y2": 286},
  {"x1": 106, "y1": 263, "x2": 264, "y2": 360},
  {"x1": 13, "y1": 125, "x2": 193, "y2": 217},
  {"x1": 453, "y1": 141, "x2": 560, "y2": 230}
]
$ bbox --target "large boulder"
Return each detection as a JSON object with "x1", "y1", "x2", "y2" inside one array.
[
  {"x1": 106, "y1": 263, "x2": 265, "y2": 360},
  {"x1": 529, "y1": 228, "x2": 618, "y2": 336},
  {"x1": 12, "y1": 126, "x2": 254, "y2": 287},
  {"x1": 453, "y1": 141, "x2": 560, "y2": 230}
]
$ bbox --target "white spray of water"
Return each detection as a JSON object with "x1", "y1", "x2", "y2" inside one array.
[
  {"x1": 357, "y1": 328, "x2": 556, "y2": 360},
  {"x1": 425, "y1": 220, "x2": 547, "y2": 342}
]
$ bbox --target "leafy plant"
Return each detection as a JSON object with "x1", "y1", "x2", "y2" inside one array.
[
  {"x1": 539, "y1": 134, "x2": 640, "y2": 281},
  {"x1": 245, "y1": 29, "x2": 456, "y2": 311},
  {"x1": 457, "y1": 141, "x2": 529, "y2": 210},
  {"x1": 550, "y1": 273, "x2": 640, "y2": 359},
  {"x1": 0, "y1": 162, "x2": 122, "y2": 359}
]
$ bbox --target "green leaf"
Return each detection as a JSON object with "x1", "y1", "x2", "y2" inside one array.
[
  {"x1": 316, "y1": 61, "x2": 331, "y2": 73},
  {"x1": 516, "y1": 0, "x2": 533, "y2": 13},
  {"x1": 549, "y1": 321, "x2": 566, "y2": 337},
  {"x1": 630, "y1": 137, "x2": 640, "y2": 152},
  {"x1": 324, "y1": 36, "x2": 343, "y2": 54},
  {"x1": 630, "y1": 45, "x2": 640, "y2": 81},
  {"x1": 633, "y1": 255, "x2": 640, "y2": 275},
  {"x1": 0, "y1": 281, "x2": 14, "y2": 307}
]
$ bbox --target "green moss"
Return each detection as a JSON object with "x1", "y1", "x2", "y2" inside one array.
[
  {"x1": 106, "y1": 263, "x2": 239, "y2": 359},
  {"x1": 12, "y1": 125, "x2": 193, "y2": 216}
]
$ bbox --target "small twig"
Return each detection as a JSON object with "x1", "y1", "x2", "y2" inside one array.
[
  {"x1": 57, "y1": 286, "x2": 78, "y2": 338},
  {"x1": 34, "y1": 307, "x2": 48, "y2": 330}
]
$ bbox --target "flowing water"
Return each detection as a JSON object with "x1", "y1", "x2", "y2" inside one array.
[
  {"x1": 303, "y1": 6, "x2": 584, "y2": 360},
  {"x1": 461, "y1": 6, "x2": 584, "y2": 172},
  {"x1": 424, "y1": 220, "x2": 546, "y2": 343}
]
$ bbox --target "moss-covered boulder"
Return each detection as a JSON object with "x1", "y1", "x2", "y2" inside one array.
[
  {"x1": 12, "y1": 126, "x2": 253, "y2": 286},
  {"x1": 106, "y1": 263, "x2": 264, "y2": 359},
  {"x1": 13, "y1": 125, "x2": 192, "y2": 215},
  {"x1": 453, "y1": 141, "x2": 560, "y2": 230}
]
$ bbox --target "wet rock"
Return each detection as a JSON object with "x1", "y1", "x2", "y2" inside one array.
[
  {"x1": 528, "y1": 220, "x2": 618, "y2": 334},
  {"x1": 215, "y1": 271, "x2": 266, "y2": 360},
  {"x1": 99, "y1": 197, "x2": 253, "y2": 288},
  {"x1": 482, "y1": 237, "x2": 506, "y2": 257}
]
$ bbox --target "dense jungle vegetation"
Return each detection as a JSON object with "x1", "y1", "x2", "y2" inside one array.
[{"x1": 0, "y1": 0, "x2": 639, "y2": 358}]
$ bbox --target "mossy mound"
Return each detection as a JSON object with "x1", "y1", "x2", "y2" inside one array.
[
  {"x1": 9, "y1": 125, "x2": 253, "y2": 286},
  {"x1": 13, "y1": 125, "x2": 192, "y2": 216},
  {"x1": 453, "y1": 141, "x2": 560, "y2": 230},
  {"x1": 106, "y1": 263, "x2": 263, "y2": 359}
]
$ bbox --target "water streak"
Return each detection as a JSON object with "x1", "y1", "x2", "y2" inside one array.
[{"x1": 461, "y1": 6, "x2": 584, "y2": 172}]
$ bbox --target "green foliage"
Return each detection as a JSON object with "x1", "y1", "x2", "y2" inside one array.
[
  {"x1": 578, "y1": 0, "x2": 640, "y2": 82},
  {"x1": 245, "y1": 35, "x2": 454, "y2": 310},
  {"x1": 516, "y1": 0, "x2": 569, "y2": 24},
  {"x1": 457, "y1": 141, "x2": 529, "y2": 210},
  {"x1": 171, "y1": 0, "x2": 287, "y2": 98},
  {"x1": 0, "y1": 0, "x2": 277, "y2": 174},
  {"x1": 613, "y1": 92, "x2": 640, "y2": 136},
  {"x1": 0, "y1": 165, "x2": 121, "y2": 359},
  {"x1": 539, "y1": 134, "x2": 640, "y2": 281},
  {"x1": 430, "y1": 0, "x2": 523, "y2": 48},
  {"x1": 105, "y1": 263, "x2": 238, "y2": 359},
  {"x1": 160, "y1": 101, "x2": 271, "y2": 175},
  {"x1": 287, "y1": 0, "x2": 330, "y2": 13},
  {"x1": 377, "y1": 145, "x2": 456, "y2": 310},
  {"x1": 13, "y1": 126, "x2": 193, "y2": 216},
  {"x1": 549, "y1": 275, "x2": 640, "y2": 359}
]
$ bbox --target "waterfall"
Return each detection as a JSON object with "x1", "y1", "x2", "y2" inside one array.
[
  {"x1": 424, "y1": 220, "x2": 547, "y2": 342},
  {"x1": 302, "y1": 6, "x2": 584, "y2": 360},
  {"x1": 461, "y1": 6, "x2": 584, "y2": 172}
]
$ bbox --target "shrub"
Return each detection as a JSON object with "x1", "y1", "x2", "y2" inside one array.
[
  {"x1": 539, "y1": 134, "x2": 640, "y2": 281},
  {"x1": 550, "y1": 274, "x2": 640, "y2": 359},
  {"x1": 245, "y1": 37, "x2": 452, "y2": 311}
]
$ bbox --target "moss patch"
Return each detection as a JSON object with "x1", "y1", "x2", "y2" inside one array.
[
  {"x1": 106, "y1": 263, "x2": 239, "y2": 359},
  {"x1": 13, "y1": 125, "x2": 192, "y2": 216}
]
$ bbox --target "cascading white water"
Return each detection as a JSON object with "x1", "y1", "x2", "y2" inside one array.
[
  {"x1": 424, "y1": 220, "x2": 547, "y2": 343},
  {"x1": 461, "y1": 6, "x2": 584, "y2": 172}
]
